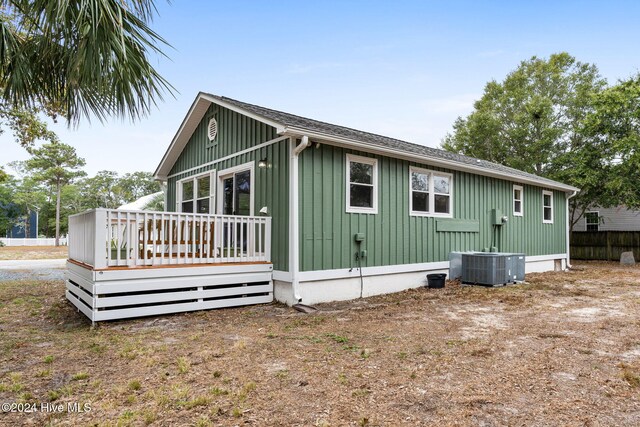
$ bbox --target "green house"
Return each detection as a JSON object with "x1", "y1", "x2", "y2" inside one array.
[
  {"x1": 153, "y1": 92, "x2": 578, "y2": 305},
  {"x1": 66, "y1": 92, "x2": 578, "y2": 323}
]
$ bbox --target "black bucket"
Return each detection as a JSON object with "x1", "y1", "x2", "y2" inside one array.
[{"x1": 427, "y1": 273, "x2": 446, "y2": 289}]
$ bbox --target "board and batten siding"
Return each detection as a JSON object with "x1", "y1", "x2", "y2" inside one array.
[
  {"x1": 165, "y1": 103, "x2": 289, "y2": 271},
  {"x1": 298, "y1": 144, "x2": 567, "y2": 272},
  {"x1": 574, "y1": 206, "x2": 640, "y2": 231}
]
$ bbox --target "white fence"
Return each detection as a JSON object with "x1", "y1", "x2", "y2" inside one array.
[
  {"x1": 0, "y1": 237, "x2": 68, "y2": 246},
  {"x1": 68, "y1": 208, "x2": 272, "y2": 269}
]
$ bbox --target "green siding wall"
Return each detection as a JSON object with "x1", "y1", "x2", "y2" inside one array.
[
  {"x1": 299, "y1": 144, "x2": 567, "y2": 272},
  {"x1": 165, "y1": 104, "x2": 289, "y2": 271}
]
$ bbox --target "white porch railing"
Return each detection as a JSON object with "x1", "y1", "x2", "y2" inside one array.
[{"x1": 68, "y1": 208, "x2": 272, "y2": 268}]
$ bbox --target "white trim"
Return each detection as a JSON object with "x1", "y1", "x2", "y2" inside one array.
[
  {"x1": 156, "y1": 92, "x2": 577, "y2": 193},
  {"x1": 409, "y1": 166, "x2": 453, "y2": 218},
  {"x1": 272, "y1": 270, "x2": 292, "y2": 282},
  {"x1": 566, "y1": 190, "x2": 577, "y2": 268},
  {"x1": 293, "y1": 254, "x2": 568, "y2": 283},
  {"x1": 289, "y1": 137, "x2": 308, "y2": 302},
  {"x1": 216, "y1": 161, "x2": 255, "y2": 216},
  {"x1": 155, "y1": 96, "x2": 211, "y2": 180},
  {"x1": 542, "y1": 190, "x2": 554, "y2": 224},
  {"x1": 166, "y1": 135, "x2": 288, "y2": 180},
  {"x1": 513, "y1": 184, "x2": 524, "y2": 217},
  {"x1": 299, "y1": 261, "x2": 450, "y2": 282},
  {"x1": 525, "y1": 253, "x2": 566, "y2": 262},
  {"x1": 345, "y1": 153, "x2": 378, "y2": 214},
  {"x1": 274, "y1": 254, "x2": 569, "y2": 305},
  {"x1": 283, "y1": 127, "x2": 579, "y2": 193},
  {"x1": 176, "y1": 170, "x2": 216, "y2": 214},
  {"x1": 200, "y1": 93, "x2": 286, "y2": 133},
  {"x1": 155, "y1": 94, "x2": 287, "y2": 180}
]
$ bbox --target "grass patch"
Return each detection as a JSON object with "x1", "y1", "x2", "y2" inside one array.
[
  {"x1": 352, "y1": 387, "x2": 371, "y2": 398},
  {"x1": 182, "y1": 395, "x2": 210, "y2": 409},
  {"x1": 621, "y1": 365, "x2": 640, "y2": 388},
  {"x1": 177, "y1": 356, "x2": 191, "y2": 374},
  {"x1": 210, "y1": 387, "x2": 229, "y2": 396},
  {"x1": 128, "y1": 380, "x2": 142, "y2": 391},
  {"x1": 71, "y1": 372, "x2": 89, "y2": 381},
  {"x1": 326, "y1": 333, "x2": 349, "y2": 344}
]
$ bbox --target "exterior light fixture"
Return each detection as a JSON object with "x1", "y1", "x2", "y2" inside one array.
[{"x1": 258, "y1": 158, "x2": 268, "y2": 168}]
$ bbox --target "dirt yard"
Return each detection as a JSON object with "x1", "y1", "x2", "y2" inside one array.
[
  {"x1": 1, "y1": 262, "x2": 639, "y2": 426},
  {"x1": 0, "y1": 246, "x2": 68, "y2": 260}
]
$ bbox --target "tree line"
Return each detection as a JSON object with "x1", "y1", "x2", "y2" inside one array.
[
  {"x1": 1, "y1": 143, "x2": 162, "y2": 241},
  {"x1": 442, "y1": 52, "x2": 640, "y2": 231}
]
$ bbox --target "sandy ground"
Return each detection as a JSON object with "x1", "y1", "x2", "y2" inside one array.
[
  {"x1": 0, "y1": 246, "x2": 68, "y2": 261},
  {"x1": 0, "y1": 261, "x2": 639, "y2": 426}
]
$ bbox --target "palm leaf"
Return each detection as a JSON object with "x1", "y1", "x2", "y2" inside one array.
[{"x1": 0, "y1": 0, "x2": 175, "y2": 125}]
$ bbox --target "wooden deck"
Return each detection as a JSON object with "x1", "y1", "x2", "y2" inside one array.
[{"x1": 66, "y1": 209, "x2": 274, "y2": 323}]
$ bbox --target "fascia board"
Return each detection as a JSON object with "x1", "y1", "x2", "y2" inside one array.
[
  {"x1": 154, "y1": 94, "x2": 211, "y2": 181},
  {"x1": 199, "y1": 93, "x2": 287, "y2": 134},
  {"x1": 283, "y1": 127, "x2": 580, "y2": 193},
  {"x1": 154, "y1": 93, "x2": 287, "y2": 181}
]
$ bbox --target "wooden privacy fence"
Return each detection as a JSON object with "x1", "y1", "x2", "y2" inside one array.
[{"x1": 570, "y1": 231, "x2": 640, "y2": 261}]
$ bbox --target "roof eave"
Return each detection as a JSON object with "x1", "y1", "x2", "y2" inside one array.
[
  {"x1": 154, "y1": 92, "x2": 287, "y2": 181},
  {"x1": 283, "y1": 126, "x2": 580, "y2": 193},
  {"x1": 154, "y1": 92, "x2": 211, "y2": 181}
]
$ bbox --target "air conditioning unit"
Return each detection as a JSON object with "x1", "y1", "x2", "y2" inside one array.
[{"x1": 461, "y1": 253, "x2": 526, "y2": 286}]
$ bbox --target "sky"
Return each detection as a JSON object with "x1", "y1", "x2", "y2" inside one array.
[{"x1": 2, "y1": 0, "x2": 640, "y2": 177}]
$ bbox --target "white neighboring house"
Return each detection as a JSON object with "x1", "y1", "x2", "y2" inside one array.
[
  {"x1": 575, "y1": 206, "x2": 640, "y2": 232},
  {"x1": 117, "y1": 192, "x2": 163, "y2": 211}
]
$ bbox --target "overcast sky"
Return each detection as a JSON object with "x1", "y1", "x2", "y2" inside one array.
[{"x1": 2, "y1": 0, "x2": 640, "y2": 177}]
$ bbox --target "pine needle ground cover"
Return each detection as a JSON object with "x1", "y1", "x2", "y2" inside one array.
[{"x1": 1, "y1": 262, "x2": 639, "y2": 426}]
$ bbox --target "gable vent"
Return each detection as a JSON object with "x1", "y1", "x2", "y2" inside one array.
[{"x1": 207, "y1": 117, "x2": 218, "y2": 141}]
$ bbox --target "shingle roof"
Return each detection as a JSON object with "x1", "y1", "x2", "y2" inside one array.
[{"x1": 206, "y1": 93, "x2": 577, "y2": 192}]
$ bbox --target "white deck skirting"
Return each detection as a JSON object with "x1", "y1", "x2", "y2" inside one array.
[{"x1": 65, "y1": 261, "x2": 273, "y2": 323}]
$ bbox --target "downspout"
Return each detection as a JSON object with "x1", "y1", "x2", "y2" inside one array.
[
  {"x1": 566, "y1": 190, "x2": 578, "y2": 269},
  {"x1": 289, "y1": 135, "x2": 311, "y2": 303}
]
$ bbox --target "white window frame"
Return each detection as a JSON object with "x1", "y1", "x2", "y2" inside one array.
[
  {"x1": 346, "y1": 154, "x2": 378, "y2": 214},
  {"x1": 176, "y1": 170, "x2": 216, "y2": 214},
  {"x1": 513, "y1": 184, "x2": 523, "y2": 217},
  {"x1": 409, "y1": 166, "x2": 453, "y2": 218},
  {"x1": 585, "y1": 211, "x2": 599, "y2": 231},
  {"x1": 216, "y1": 161, "x2": 255, "y2": 216},
  {"x1": 542, "y1": 190, "x2": 553, "y2": 224}
]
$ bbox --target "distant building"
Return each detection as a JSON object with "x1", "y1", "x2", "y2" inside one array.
[
  {"x1": 5, "y1": 209, "x2": 38, "y2": 238},
  {"x1": 574, "y1": 206, "x2": 640, "y2": 232}
]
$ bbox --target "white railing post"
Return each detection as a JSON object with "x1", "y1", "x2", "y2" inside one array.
[
  {"x1": 67, "y1": 208, "x2": 273, "y2": 268},
  {"x1": 265, "y1": 218, "x2": 272, "y2": 262},
  {"x1": 93, "y1": 209, "x2": 108, "y2": 269}
]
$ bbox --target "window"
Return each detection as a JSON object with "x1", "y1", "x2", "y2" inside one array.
[
  {"x1": 346, "y1": 154, "x2": 378, "y2": 214},
  {"x1": 542, "y1": 190, "x2": 553, "y2": 223},
  {"x1": 409, "y1": 167, "x2": 453, "y2": 217},
  {"x1": 513, "y1": 185, "x2": 523, "y2": 216},
  {"x1": 177, "y1": 171, "x2": 215, "y2": 214},
  {"x1": 585, "y1": 211, "x2": 599, "y2": 231}
]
